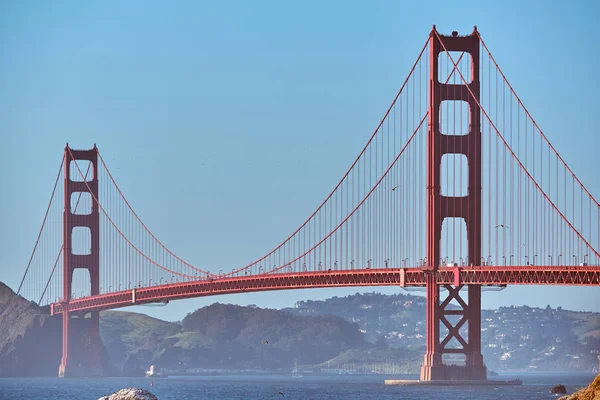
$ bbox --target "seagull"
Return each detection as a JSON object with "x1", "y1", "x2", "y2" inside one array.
[
  {"x1": 391, "y1": 185, "x2": 401, "y2": 191},
  {"x1": 276, "y1": 392, "x2": 284, "y2": 397},
  {"x1": 495, "y1": 224, "x2": 509, "y2": 229},
  {"x1": 261, "y1": 340, "x2": 269, "y2": 345}
]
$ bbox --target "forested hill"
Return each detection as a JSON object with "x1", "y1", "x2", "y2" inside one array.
[
  {"x1": 1, "y1": 281, "x2": 598, "y2": 376},
  {"x1": 284, "y1": 292, "x2": 600, "y2": 372},
  {"x1": 100, "y1": 303, "x2": 368, "y2": 373}
]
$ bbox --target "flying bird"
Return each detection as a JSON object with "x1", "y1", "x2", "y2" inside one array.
[
  {"x1": 276, "y1": 392, "x2": 285, "y2": 397},
  {"x1": 495, "y1": 224, "x2": 509, "y2": 229},
  {"x1": 261, "y1": 340, "x2": 269, "y2": 345}
]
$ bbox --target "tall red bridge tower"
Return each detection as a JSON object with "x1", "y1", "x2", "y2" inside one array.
[
  {"x1": 58, "y1": 145, "x2": 102, "y2": 377},
  {"x1": 421, "y1": 26, "x2": 486, "y2": 380}
]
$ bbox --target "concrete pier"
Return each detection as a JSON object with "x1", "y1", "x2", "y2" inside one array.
[{"x1": 384, "y1": 379, "x2": 522, "y2": 386}]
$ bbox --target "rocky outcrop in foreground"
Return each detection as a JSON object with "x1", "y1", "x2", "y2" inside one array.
[
  {"x1": 558, "y1": 373, "x2": 600, "y2": 400},
  {"x1": 553, "y1": 384, "x2": 567, "y2": 394},
  {"x1": 98, "y1": 388, "x2": 158, "y2": 400}
]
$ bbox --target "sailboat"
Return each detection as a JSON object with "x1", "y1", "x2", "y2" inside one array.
[
  {"x1": 145, "y1": 365, "x2": 168, "y2": 378},
  {"x1": 291, "y1": 359, "x2": 303, "y2": 378}
]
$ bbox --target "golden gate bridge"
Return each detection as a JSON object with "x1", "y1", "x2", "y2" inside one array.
[{"x1": 15, "y1": 26, "x2": 600, "y2": 380}]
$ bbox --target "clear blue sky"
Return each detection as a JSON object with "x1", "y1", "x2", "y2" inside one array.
[{"x1": 0, "y1": 0, "x2": 598, "y2": 321}]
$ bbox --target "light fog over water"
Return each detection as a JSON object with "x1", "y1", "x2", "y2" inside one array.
[{"x1": 0, "y1": 373, "x2": 594, "y2": 400}]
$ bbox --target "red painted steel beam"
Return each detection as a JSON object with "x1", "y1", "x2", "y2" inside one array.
[
  {"x1": 50, "y1": 266, "x2": 600, "y2": 314},
  {"x1": 59, "y1": 145, "x2": 101, "y2": 378}
]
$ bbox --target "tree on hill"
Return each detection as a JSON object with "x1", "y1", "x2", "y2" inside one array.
[{"x1": 374, "y1": 335, "x2": 389, "y2": 350}]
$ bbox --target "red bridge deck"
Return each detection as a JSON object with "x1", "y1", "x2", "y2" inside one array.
[{"x1": 51, "y1": 265, "x2": 600, "y2": 314}]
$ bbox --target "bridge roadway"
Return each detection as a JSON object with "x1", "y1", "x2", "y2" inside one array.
[{"x1": 51, "y1": 266, "x2": 600, "y2": 315}]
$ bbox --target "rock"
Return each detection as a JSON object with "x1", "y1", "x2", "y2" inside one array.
[
  {"x1": 98, "y1": 388, "x2": 158, "y2": 400},
  {"x1": 557, "y1": 373, "x2": 600, "y2": 400},
  {"x1": 552, "y1": 384, "x2": 567, "y2": 394}
]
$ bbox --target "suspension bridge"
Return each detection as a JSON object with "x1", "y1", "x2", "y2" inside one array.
[{"x1": 15, "y1": 26, "x2": 600, "y2": 380}]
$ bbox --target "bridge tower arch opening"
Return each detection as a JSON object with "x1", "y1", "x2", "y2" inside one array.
[
  {"x1": 421, "y1": 26, "x2": 487, "y2": 381},
  {"x1": 59, "y1": 145, "x2": 103, "y2": 378}
]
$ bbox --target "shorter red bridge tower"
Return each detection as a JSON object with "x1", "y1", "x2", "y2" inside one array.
[
  {"x1": 58, "y1": 145, "x2": 103, "y2": 378},
  {"x1": 421, "y1": 26, "x2": 487, "y2": 381}
]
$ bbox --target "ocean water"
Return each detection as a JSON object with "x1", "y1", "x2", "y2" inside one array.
[{"x1": 0, "y1": 373, "x2": 594, "y2": 400}]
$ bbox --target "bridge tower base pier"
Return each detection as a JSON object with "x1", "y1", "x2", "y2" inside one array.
[
  {"x1": 59, "y1": 145, "x2": 104, "y2": 378},
  {"x1": 58, "y1": 310, "x2": 103, "y2": 378},
  {"x1": 420, "y1": 281, "x2": 487, "y2": 381},
  {"x1": 421, "y1": 26, "x2": 486, "y2": 381}
]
